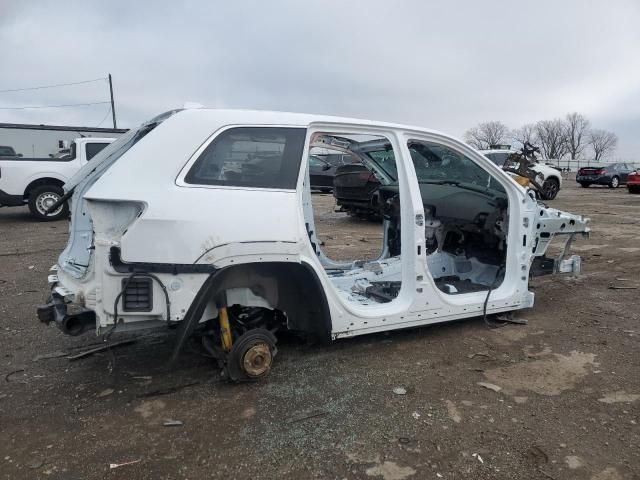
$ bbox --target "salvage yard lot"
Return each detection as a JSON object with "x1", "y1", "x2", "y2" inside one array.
[{"x1": 1, "y1": 180, "x2": 639, "y2": 479}]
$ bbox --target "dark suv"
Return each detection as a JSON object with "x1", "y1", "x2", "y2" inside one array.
[{"x1": 576, "y1": 162, "x2": 634, "y2": 188}]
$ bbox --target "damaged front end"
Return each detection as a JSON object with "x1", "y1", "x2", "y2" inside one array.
[{"x1": 529, "y1": 204, "x2": 590, "y2": 277}]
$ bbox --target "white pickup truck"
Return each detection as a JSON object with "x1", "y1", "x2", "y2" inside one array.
[{"x1": 0, "y1": 137, "x2": 115, "y2": 220}]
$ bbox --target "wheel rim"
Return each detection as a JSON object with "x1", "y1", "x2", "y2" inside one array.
[
  {"x1": 544, "y1": 181, "x2": 558, "y2": 198},
  {"x1": 612, "y1": 177, "x2": 619, "y2": 188},
  {"x1": 35, "y1": 192, "x2": 62, "y2": 216},
  {"x1": 242, "y1": 342, "x2": 273, "y2": 377}
]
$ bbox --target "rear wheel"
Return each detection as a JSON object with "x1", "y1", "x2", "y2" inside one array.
[
  {"x1": 540, "y1": 178, "x2": 560, "y2": 200},
  {"x1": 201, "y1": 306, "x2": 281, "y2": 382},
  {"x1": 579, "y1": 182, "x2": 591, "y2": 188},
  {"x1": 27, "y1": 185, "x2": 68, "y2": 221},
  {"x1": 225, "y1": 328, "x2": 277, "y2": 382},
  {"x1": 609, "y1": 176, "x2": 620, "y2": 188}
]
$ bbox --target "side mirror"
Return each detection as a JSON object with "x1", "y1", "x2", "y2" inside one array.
[
  {"x1": 322, "y1": 163, "x2": 332, "y2": 171},
  {"x1": 18, "y1": 153, "x2": 23, "y2": 157}
]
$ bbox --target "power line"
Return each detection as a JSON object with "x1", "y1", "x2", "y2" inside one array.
[
  {"x1": 95, "y1": 105, "x2": 112, "y2": 127},
  {"x1": 0, "y1": 101, "x2": 110, "y2": 110},
  {"x1": 0, "y1": 77, "x2": 107, "y2": 93}
]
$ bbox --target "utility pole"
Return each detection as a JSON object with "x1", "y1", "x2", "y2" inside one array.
[{"x1": 108, "y1": 73, "x2": 117, "y2": 129}]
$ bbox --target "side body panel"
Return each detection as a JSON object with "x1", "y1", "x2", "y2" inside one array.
[
  {"x1": 0, "y1": 160, "x2": 78, "y2": 196},
  {"x1": 50, "y1": 109, "x2": 589, "y2": 337}
]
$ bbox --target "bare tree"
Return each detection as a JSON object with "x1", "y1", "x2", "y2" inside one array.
[
  {"x1": 535, "y1": 119, "x2": 568, "y2": 159},
  {"x1": 511, "y1": 123, "x2": 537, "y2": 149},
  {"x1": 464, "y1": 121, "x2": 509, "y2": 150},
  {"x1": 588, "y1": 129, "x2": 618, "y2": 162},
  {"x1": 565, "y1": 112, "x2": 590, "y2": 159}
]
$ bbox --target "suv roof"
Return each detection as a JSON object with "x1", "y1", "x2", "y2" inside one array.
[{"x1": 163, "y1": 108, "x2": 446, "y2": 137}]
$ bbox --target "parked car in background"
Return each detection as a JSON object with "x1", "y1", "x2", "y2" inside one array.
[
  {"x1": 0, "y1": 137, "x2": 115, "y2": 220},
  {"x1": 480, "y1": 148, "x2": 562, "y2": 200},
  {"x1": 576, "y1": 163, "x2": 634, "y2": 188},
  {"x1": 309, "y1": 155, "x2": 336, "y2": 192},
  {"x1": 332, "y1": 139, "x2": 396, "y2": 218},
  {"x1": 333, "y1": 163, "x2": 383, "y2": 217},
  {"x1": 627, "y1": 169, "x2": 640, "y2": 194},
  {"x1": 0, "y1": 145, "x2": 22, "y2": 158},
  {"x1": 309, "y1": 152, "x2": 360, "y2": 192}
]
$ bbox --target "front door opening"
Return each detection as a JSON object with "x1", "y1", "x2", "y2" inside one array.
[
  {"x1": 408, "y1": 140, "x2": 509, "y2": 294},
  {"x1": 303, "y1": 131, "x2": 403, "y2": 305}
]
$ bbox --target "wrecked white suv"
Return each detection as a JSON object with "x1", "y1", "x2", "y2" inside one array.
[{"x1": 38, "y1": 109, "x2": 589, "y2": 381}]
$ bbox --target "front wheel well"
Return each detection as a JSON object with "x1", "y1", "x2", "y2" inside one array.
[{"x1": 23, "y1": 178, "x2": 65, "y2": 199}]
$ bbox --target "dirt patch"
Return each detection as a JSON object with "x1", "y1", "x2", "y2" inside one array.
[
  {"x1": 598, "y1": 391, "x2": 640, "y2": 404},
  {"x1": 490, "y1": 326, "x2": 530, "y2": 344},
  {"x1": 445, "y1": 400, "x2": 462, "y2": 423},
  {"x1": 484, "y1": 351, "x2": 598, "y2": 395},
  {"x1": 591, "y1": 467, "x2": 623, "y2": 480},
  {"x1": 366, "y1": 461, "x2": 416, "y2": 480},
  {"x1": 566, "y1": 455, "x2": 586, "y2": 469},
  {"x1": 1, "y1": 182, "x2": 640, "y2": 479},
  {"x1": 134, "y1": 399, "x2": 166, "y2": 419}
]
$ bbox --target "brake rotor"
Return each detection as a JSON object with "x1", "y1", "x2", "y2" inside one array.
[
  {"x1": 242, "y1": 342, "x2": 273, "y2": 377},
  {"x1": 225, "y1": 328, "x2": 278, "y2": 382}
]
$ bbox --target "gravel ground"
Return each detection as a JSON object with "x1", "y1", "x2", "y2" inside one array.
[{"x1": 0, "y1": 179, "x2": 639, "y2": 480}]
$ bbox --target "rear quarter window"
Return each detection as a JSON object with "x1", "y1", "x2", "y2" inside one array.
[
  {"x1": 85, "y1": 142, "x2": 111, "y2": 161},
  {"x1": 185, "y1": 127, "x2": 306, "y2": 189}
]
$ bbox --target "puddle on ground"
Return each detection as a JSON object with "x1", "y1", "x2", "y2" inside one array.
[{"x1": 483, "y1": 351, "x2": 598, "y2": 396}]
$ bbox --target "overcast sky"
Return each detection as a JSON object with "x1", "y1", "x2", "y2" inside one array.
[{"x1": 1, "y1": 0, "x2": 639, "y2": 158}]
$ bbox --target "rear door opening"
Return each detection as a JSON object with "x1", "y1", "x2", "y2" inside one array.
[{"x1": 303, "y1": 128, "x2": 413, "y2": 309}]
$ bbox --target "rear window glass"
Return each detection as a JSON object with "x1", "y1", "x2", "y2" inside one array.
[
  {"x1": 0, "y1": 146, "x2": 16, "y2": 156},
  {"x1": 185, "y1": 127, "x2": 306, "y2": 189},
  {"x1": 85, "y1": 142, "x2": 110, "y2": 160}
]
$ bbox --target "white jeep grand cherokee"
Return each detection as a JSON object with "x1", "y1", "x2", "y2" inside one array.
[{"x1": 38, "y1": 109, "x2": 589, "y2": 381}]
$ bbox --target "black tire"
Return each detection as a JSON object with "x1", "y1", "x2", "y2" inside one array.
[
  {"x1": 608, "y1": 176, "x2": 620, "y2": 189},
  {"x1": 629, "y1": 186, "x2": 640, "y2": 194},
  {"x1": 579, "y1": 182, "x2": 591, "y2": 188},
  {"x1": 27, "y1": 185, "x2": 69, "y2": 221},
  {"x1": 539, "y1": 177, "x2": 560, "y2": 200}
]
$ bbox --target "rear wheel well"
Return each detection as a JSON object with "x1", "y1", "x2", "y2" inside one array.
[
  {"x1": 23, "y1": 178, "x2": 65, "y2": 200},
  {"x1": 181, "y1": 262, "x2": 332, "y2": 344}
]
